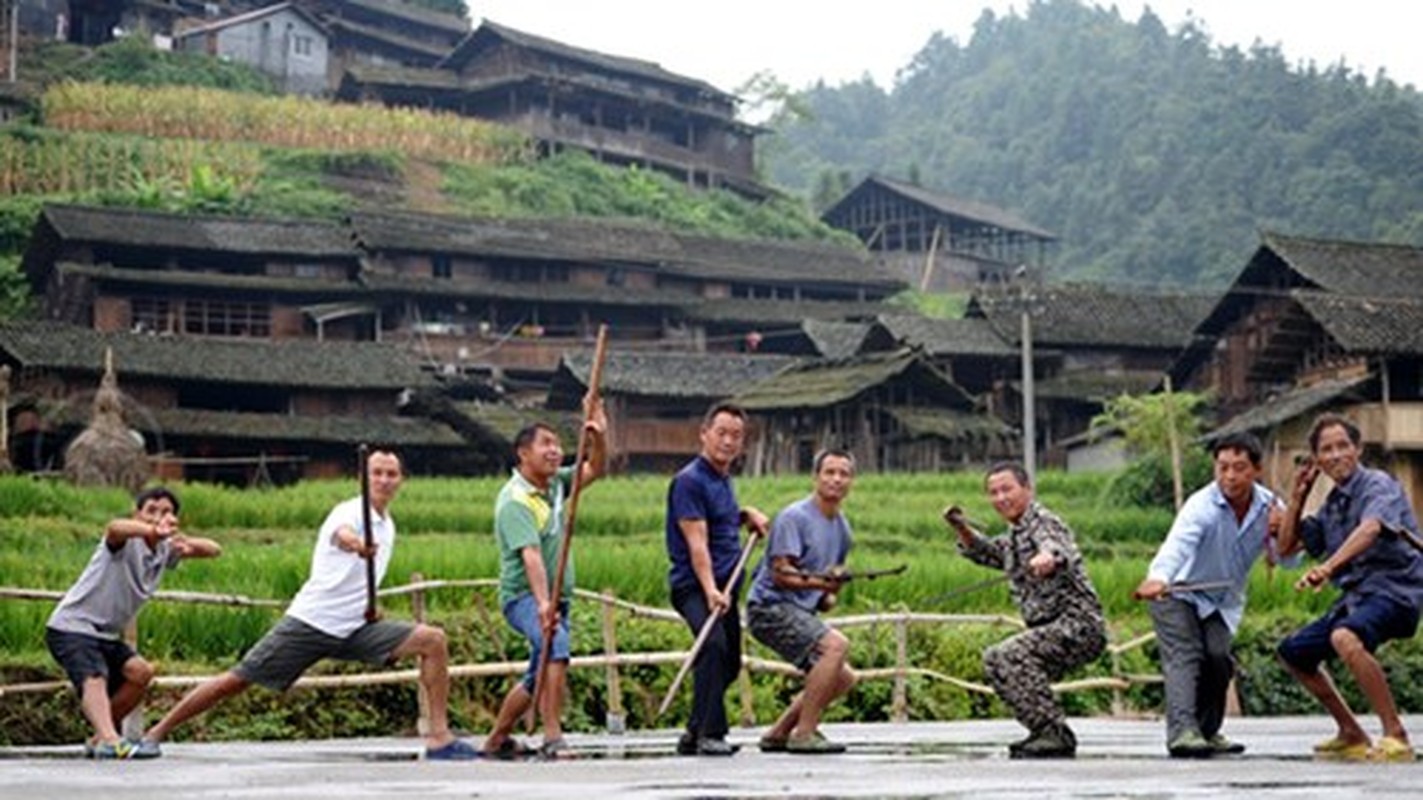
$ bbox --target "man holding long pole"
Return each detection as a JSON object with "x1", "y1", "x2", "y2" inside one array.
[
  {"x1": 139, "y1": 449, "x2": 475, "y2": 760},
  {"x1": 665, "y1": 402, "x2": 768, "y2": 756},
  {"x1": 483, "y1": 400, "x2": 607, "y2": 759}
]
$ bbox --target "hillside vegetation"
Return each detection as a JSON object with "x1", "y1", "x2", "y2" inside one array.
[
  {"x1": 765, "y1": 0, "x2": 1423, "y2": 286},
  {"x1": 0, "y1": 40, "x2": 852, "y2": 320}
]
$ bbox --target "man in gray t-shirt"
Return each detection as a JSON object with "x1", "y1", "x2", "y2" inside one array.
[
  {"x1": 746, "y1": 449, "x2": 857, "y2": 754},
  {"x1": 45, "y1": 487, "x2": 221, "y2": 760}
]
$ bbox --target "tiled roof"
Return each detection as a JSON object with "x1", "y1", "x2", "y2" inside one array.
[
  {"x1": 143, "y1": 407, "x2": 462, "y2": 446},
  {"x1": 1207, "y1": 375, "x2": 1372, "y2": 440},
  {"x1": 0, "y1": 322, "x2": 433, "y2": 390},
  {"x1": 552, "y1": 350, "x2": 795, "y2": 401},
  {"x1": 1262, "y1": 232, "x2": 1423, "y2": 299},
  {"x1": 1294, "y1": 292, "x2": 1423, "y2": 355},
  {"x1": 969, "y1": 283, "x2": 1217, "y2": 349},
  {"x1": 443, "y1": 19, "x2": 732, "y2": 100},
  {"x1": 873, "y1": 314, "x2": 1015, "y2": 357},
  {"x1": 351, "y1": 210, "x2": 900, "y2": 289},
  {"x1": 801, "y1": 319, "x2": 871, "y2": 359},
  {"x1": 35, "y1": 204, "x2": 357, "y2": 258},
  {"x1": 735, "y1": 348, "x2": 974, "y2": 411},
  {"x1": 336, "y1": 0, "x2": 470, "y2": 34},
  {"x1": 823, "y1": 175, "x2": 1056, "y2": 240}
]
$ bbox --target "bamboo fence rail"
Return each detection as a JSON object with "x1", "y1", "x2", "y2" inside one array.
[{"x1": 0, "y1": 576, "x2": 1162, "y2": 728}]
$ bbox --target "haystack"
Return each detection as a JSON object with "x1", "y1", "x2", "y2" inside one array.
[{"x1": 64, "y1": 348, "x2": 149, "y2": 492}]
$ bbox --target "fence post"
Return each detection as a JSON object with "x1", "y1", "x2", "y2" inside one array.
[
  {"x1": 1110, "y1": 640, "x2": 1125, "y2": 716},
  {"x1": 599, "y1": 589, "x2": 625, "y2": 734},
  {"x1": 891, "y1": 614, "x2": 908, "y2": 723},
  {"x1": 738, "y1": 624, "x2": 755, "y2": 727},
  {"x1": 410, "y1": 572, "x2": 430, "y2": 737},
  {"x1": 120, "y1": 619, "x2": 144, "y2": 740}
]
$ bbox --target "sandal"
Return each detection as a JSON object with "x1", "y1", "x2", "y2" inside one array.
[
  {"x1": 1313, "y1": 735, "x2": 1369, "y2": 761},
  {"x1": 485, "y1": 737, "x2": 534, "y2": 760},
  {"x1": 1366, "y1": 736, "x2": 1415, "y2": 762}
]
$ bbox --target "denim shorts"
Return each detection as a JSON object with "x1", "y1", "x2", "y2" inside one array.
[
  {"x1": 503, "y1": 593, "x2": 571, "y2": 691},
  {"x1": 1277, "y1": 593, "x2": 1420, "y2": 672},
  {"x1": 46, "y1": 627, "x2": 137, "y2": 696}
]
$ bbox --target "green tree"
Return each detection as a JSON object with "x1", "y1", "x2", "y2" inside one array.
[{"x1": 1091, "y1": 390, "x2": 1213, "y2": 509}]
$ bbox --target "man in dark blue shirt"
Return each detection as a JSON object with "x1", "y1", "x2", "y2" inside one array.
[
  {"x1": 665, "y1": 402, "x2": 768, "y2": 756},
  {"x1": 1277, "y1": 413, "x2": 1423, "y2": 762}
]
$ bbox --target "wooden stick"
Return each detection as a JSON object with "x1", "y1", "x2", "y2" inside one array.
[
  {"x1": 359, "y1": 443, "x2": 377, "y2": 623},
  {"x1": 656, "y1": 532, "x2": 761, "y2": 718},
  {"x1": 530, "y1": 324, "x2": 609, "y2": 722}
]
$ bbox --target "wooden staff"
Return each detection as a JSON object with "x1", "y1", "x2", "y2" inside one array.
[
  {"x1": 656, "y1": 532, "x2": 761, "y2": 718},
  {"x1": 359, "y1": 443, "x2": 377, "y2": 623},
  {"x1": 530, "y1": 324, "x2": 609, "y2": 720}
]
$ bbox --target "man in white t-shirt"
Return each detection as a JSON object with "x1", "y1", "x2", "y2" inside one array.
[{"x1": 136, "y1": 449, "x2": 477, "y2": 760}]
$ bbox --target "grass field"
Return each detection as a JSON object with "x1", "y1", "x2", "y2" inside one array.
[{"x1": 0, "y1": 470, "x2": 1333, "y2": 664}]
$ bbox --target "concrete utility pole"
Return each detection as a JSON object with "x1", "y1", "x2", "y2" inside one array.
[
  {"x1": 4, "y1": 0, "x2": 17, "y2": 84},
  {"x1": 1017, "y1": 265, "x2": 1036, "y2": 485}
]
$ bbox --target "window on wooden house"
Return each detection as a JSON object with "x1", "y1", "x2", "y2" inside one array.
[
  {"x1": 182, "y1": 299, "x2": 271, "y2": 337},
  {"x1": 432, "y1": 255, "x2": 453, "y2": 279},
  {"x1": 131, "y1": 297, "x2": 172, "y2": 333},
  {"x1": 293, "y1": 35, "x2": 313, "y2": 56}
]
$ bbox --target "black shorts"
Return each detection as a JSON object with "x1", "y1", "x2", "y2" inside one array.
[{"x1": 45, "y1": 627, "x2": 137, "y2": 696}]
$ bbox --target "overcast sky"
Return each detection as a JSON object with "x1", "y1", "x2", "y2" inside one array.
[{"x1": 471, "y1": 1, "x2": 1423, "y2": 98}]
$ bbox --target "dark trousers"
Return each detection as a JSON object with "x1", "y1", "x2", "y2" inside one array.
[
  {"x1": 671, "y1": 583, "x2": 742, "y2": 740},
  {"x1": 1149, "y1": 597, "x2": 1234, "y2": 741}
]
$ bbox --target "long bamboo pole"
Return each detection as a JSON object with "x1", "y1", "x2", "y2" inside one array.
[
  {"x1": 358, "y1": 443, "x2": 377, "y2": 623},
  {"x1": 530, "y1": 324, "x2": 609, "y2": 723},
  {"x1": 655, "y1": 531, "x2": 760, "y2": 718}
]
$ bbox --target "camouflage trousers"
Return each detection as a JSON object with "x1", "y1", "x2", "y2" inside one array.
[{"x1": 983, "y1": 616, "x2": 1106, "y2": 732}]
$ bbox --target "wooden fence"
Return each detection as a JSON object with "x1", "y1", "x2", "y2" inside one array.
[{"x1": 0, "y1": 575, "x2": 1163, "y2": 731}]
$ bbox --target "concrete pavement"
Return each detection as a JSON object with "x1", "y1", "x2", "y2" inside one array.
[{"x1": 4, "y1": 717, "x2": 1423, "y2": 798}]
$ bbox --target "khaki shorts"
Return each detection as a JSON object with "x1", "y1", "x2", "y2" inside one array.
[{"x1": 235, "y1": 615, "x2": 415, "y2": 691}]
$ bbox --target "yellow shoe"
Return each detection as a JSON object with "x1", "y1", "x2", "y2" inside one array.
[
  {"x1": 1313, "y1": 736, "x2": 1369, "y2": 760},
  {"x1": 1366, "y1": 736, "x2": 1415, "y2": 762}
]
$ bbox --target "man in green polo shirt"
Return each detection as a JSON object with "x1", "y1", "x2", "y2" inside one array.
[{"x1": 483, "y1": 401, "x2": 607, "y2": 759}]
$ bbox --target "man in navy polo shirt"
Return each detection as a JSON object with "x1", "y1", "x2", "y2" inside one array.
[
  {"x1": 1277, "y1": 413, "x2": 1423, "y2": 762},
  {"x1": 666, "y1": 402, "x2": 768, "y2": 756}
]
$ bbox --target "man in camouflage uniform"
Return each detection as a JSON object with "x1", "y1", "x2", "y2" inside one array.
[{"x1": 944, "y1": 461, "x2": 1106, "y2": 758}]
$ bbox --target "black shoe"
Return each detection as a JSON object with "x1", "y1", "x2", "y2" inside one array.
[
  {"x1": 677, "y1": 732, "x2": 698, "y2": 756},
  {"x1": 1010, "y1": 724, "x2": 1076, "y2": 759},
  {"x1": 696, "y1": 737, "x2": 739, "y2": 756}
]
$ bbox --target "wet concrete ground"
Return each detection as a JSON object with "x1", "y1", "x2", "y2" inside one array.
[{"x1": 3, "y1": 716, "x2": 1423, "y2": 798}]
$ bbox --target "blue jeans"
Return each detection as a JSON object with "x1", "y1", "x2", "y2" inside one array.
[{"x1": 503, "y1": 593, "x2": 571, "y2": 691}]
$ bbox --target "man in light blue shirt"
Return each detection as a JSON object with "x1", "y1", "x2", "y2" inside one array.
[{"x1": 1134, "y1": 432, "x2": 1282, "y2": 758}]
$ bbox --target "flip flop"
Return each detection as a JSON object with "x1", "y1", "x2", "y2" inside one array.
[
  {"x1": 485, "y1": 737, "x2": 535, "y2": 760},
  {"x1": 426, "y1": 738, "x2": 481, "y2": 761}
]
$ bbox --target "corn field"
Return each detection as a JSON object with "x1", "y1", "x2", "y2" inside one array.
[
  {"x1": 0, "y1": 131, "x2": 265, "y2": 196},
  {"x1": 42, "y1": 82, "x2": 531, "y2": 166}
]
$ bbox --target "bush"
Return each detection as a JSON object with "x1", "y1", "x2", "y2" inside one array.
[{"x1": 1101, "y1": 450, "x2": 1212, "y2": 509}]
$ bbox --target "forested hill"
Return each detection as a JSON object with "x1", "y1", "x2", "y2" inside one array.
[{"x1": 762, "y1": 0, "x2": 1423, "y2": 288}]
